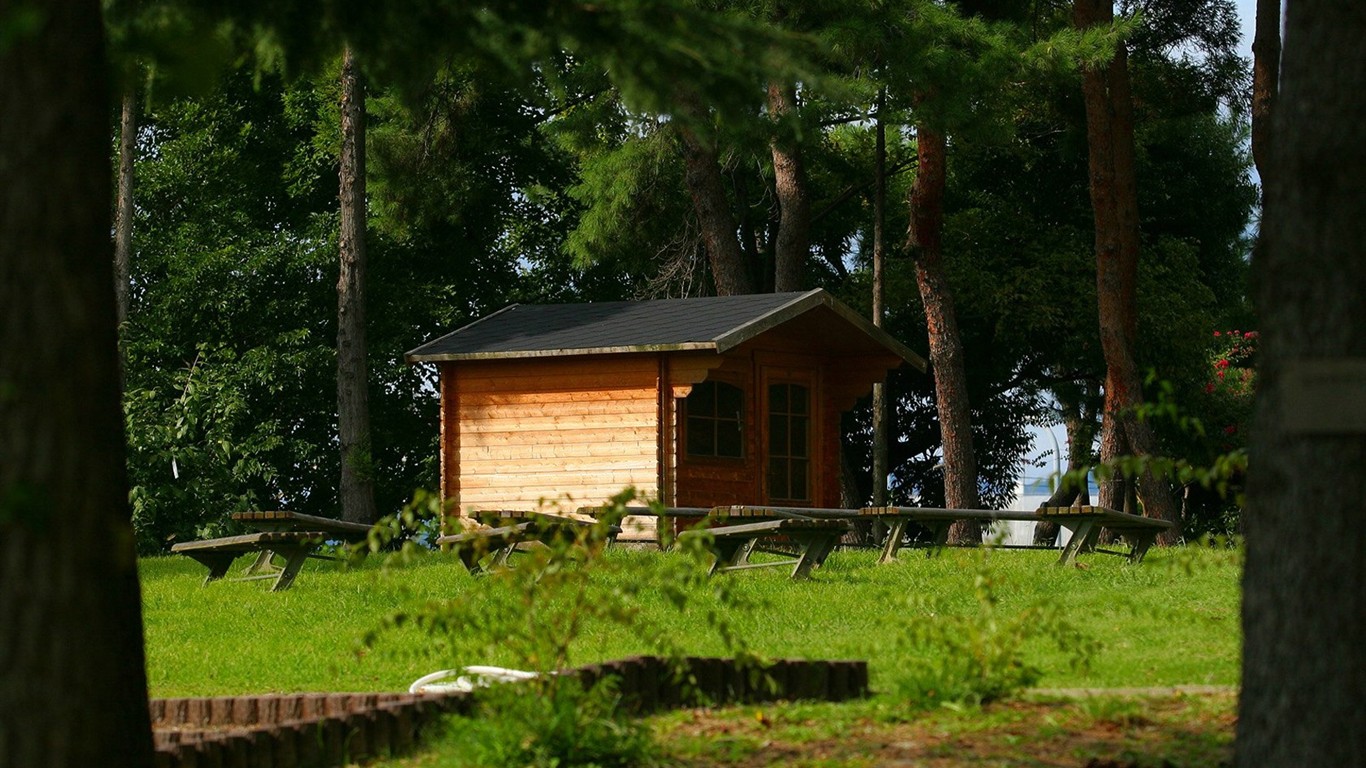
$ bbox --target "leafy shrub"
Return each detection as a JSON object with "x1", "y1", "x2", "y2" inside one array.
[
  {"x1": 894, "y1": 552, "x2": 1099, "y2": 708},
  {"x1": 442, "y1": 677, "x2": 655, "y2": 768},
  {"x1": 368, "y1": 487, "x2": 758, "y2": 766}
]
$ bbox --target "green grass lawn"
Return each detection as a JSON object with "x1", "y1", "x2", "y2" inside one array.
[{"x1": 140, "y1": 544, "x2": 1240, "y2": 698}]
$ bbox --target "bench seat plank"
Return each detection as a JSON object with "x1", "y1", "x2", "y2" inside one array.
[
  {"x1": 862, "y1": 505, "x2": 1171, "y2": 565},
  {"x1": 170, "y1": 531, "x2": 330, "y2": 591},
  {"x1": 681, "y1": 518, "x2": 849, "y2": 580},
  {"x1": 436, "y1": 516, "x2": 620, "y2": 574},
  {"x1": 231, "y1": 511, "x2": 372, "y2": 541}
]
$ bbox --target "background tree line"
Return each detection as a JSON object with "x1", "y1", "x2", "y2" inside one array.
[
  {"x1": 6, "y1": 0, "x2": 1362, "y2": 765},
  {"x1": 115, "y1": 0, "x2": 1254, "y2": 553}
]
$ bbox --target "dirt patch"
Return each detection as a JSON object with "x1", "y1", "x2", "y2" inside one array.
[{"x1": 653, "y1": 692, "x2": 1235, "y2": 767}]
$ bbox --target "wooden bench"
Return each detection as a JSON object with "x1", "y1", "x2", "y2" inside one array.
[
  {"x1": 436, "y1": 514, "x2": 619, "y2": 574},
  {"x1": 1037, "y1": 505, "x2": 1173, "y2": 565},
  {"x1": 680, "y1": 518, "x2": 850, "y2": 580},
  {"x1": 171, "y1": 511, "x2": 378, "y2": 591},
  {"x1": 860, "y1": 505, "x2": 1172, "y2": 565},
  {"x1": 170, "y1": 531, "x2": 331, "y2": 592},
  {"x1": 230, "y1": 510, "x2": 372, "y2": 541}
]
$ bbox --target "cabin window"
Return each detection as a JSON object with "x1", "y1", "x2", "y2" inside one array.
[
  {"x1": 767, "y1": 383, "x2": 810, "y2": 502},
  {"x1": 684, "y1": 381, "x2": 745, "y2": 459}
]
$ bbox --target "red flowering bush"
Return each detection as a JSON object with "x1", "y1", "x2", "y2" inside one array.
[{"x1": 1205, "y1": 330, "x2": 1257, "y2": 442}]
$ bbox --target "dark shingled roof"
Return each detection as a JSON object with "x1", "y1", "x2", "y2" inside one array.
[{"x1": 405, "y1": 288, "x2": 925, "y2": 368}]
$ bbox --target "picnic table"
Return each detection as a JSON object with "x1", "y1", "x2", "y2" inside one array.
[
  {"x1": 437, "y1": 512, "x2": 616, "y2": 574},
  {"x1": 859, "y1": 505, "x2": 1172, "y2": 565},
  {"x1": 170, "y1": 511, "x2": 374, "y2": 591},
  {"x1": 678, "y1": 517, "x2": 850, "y2": 580}
]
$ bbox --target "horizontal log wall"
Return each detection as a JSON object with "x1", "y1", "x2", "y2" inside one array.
[{"x1": 444, "y1": 356, "x2": 660, "y2": 517}]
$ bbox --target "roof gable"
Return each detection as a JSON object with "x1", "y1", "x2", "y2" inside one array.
[{"x1": 405, "y1": 289, "x2": 926, "y2": 370}]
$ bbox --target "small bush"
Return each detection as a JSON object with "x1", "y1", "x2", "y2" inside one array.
[
  {"x1": 369, "y1": 487, "x2": 758, "y2": 767},
  {"x1": 894, "y1": 551, "x2": 1099, "y2": 708},
  {"x1": 444, "y1": 677, "x2": 656, "y2": 768}
]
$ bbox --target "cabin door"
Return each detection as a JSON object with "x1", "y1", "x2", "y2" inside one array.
[{"x1": 760, "y1": 367, "x2": 817, "y2": 505}]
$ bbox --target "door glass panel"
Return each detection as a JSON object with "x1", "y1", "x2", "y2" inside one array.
[
  {"x1": 769, "y1": 414, "x2": 788, "y2": 455},
  {"x1": 767, "y1": 382, "x2": 811, "y2": 502},
  {"x1": 791, "y1": 417, "x2": 808, "y2": 458}
]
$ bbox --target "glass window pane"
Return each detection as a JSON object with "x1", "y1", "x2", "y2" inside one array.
[
  {"x1": 791, "y1": 460, "x2": 809, "y2": 500},
  {"x1": 790, "y1": 385, "x2": 808, "y2": 415},
  {"x1": 717, "y1": 382, "x2": 743, "y2": 417},
  {"x1": 690, "y1": 381, "x2": 716, "y2": 415},
  {"x1": 769, "y1": 383, "x2": 788, "y2": 414},
  {"x1": 716, "y1": 422, "x2": 743, "y2": 457},
  {"x1": 687, "y1": 418, "x2": 714, "y2": 456},
  {"x1": 769, "y1": 415, "x2": 788, "y2": 455},
  {"x1": 768, "y1": 459, "x2": 789, "y2": 500},
  {"x1": 791, "y1": 416, "x2": 808, "y2": 458}
]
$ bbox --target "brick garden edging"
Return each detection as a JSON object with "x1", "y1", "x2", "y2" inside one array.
[{"x1": 151, "y1": 655, "x2": 868, "y2": 768}]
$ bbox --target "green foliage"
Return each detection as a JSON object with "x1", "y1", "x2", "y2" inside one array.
[
  {"x1": 365, "y1": 488, "x2": 760, "y2": 767},
  {"x1": 120, "y1": 65, "x2": 561, "y2": 552},
  {"x1": 121, "y1": 70, "x2": 341, "y2": 550},
  {"x1": 893, "y1": 551, "x2": 1099, "y2": 708},
  {"x1": 0, "y1": 5, "x2": 43, "y2": 55},
  {"x1": 435, "y1": 677, "x2": 656, "y2": 768},
  {"x1": 372, "y1": 489, "x2": 755, "y2": 674}
]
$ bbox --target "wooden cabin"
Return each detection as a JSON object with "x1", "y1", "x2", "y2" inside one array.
[{"x1": 405, "y1": 289, "x2": 925, "y2": 532}]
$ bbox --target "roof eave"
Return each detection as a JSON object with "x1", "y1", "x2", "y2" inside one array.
[
  {"x1": 405, "y1": 341, "x2": 719, "y2": 364},
  {"x1": 822, "y1": 295, "x2": 929, "y2": 371},
  {"x1": 710, "y1": 288, "x2": 928, "y2": 371},
  {"x1": 403, "y1": 304, "x2": 521, "y2": 362}
]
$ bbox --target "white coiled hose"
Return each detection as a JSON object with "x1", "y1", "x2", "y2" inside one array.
[{"x1": 408, "y1": 665, "x2": 540, "y2": 694}]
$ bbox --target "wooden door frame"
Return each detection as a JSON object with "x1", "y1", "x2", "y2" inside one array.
[{"x1": 758, "y1": 359, "x2": 820, "y2": 506}]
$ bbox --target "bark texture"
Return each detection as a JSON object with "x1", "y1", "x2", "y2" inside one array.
[
  {"x1": 1073, "y1": 0, "x2": 1179, "y2": 541},
  {"x1": 1237, "y1": 4, "x2": 1366, "y2": 765},
  {"x1": 1250, "y1": 0, "x2": 1280, "y2": 186},
  {"x1": 337, "y1": 48, "x2": 377, "y2": 525},
  {"x1": 907, "y1": 126, "x2": 980, "y2": 542},
  {"x1": 114, "y1": 88, "x2": 136, "y2": 326},
  {"x1": 0, "y1": 1, "x2": 156, "y2": 765},
  {"x1": 767, "y1": 82, "x2": 809, "y2": 293},
  {"x1": 676, "y1": 94, "x2": 752, "y2": 296},
  {"x1": 871, "y1": 96, "x2": 889, "y2": 507}
]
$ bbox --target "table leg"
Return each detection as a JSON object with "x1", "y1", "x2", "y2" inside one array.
[
  {"x1": 790, "y1": 534, "x2": 836, "y2": 580},
  {"x1": 490, "y1": 544, "x2": 516, "y2": 569},
  {"x1": 242, "y1": 549, "x2": 277, "y2": 576},
  {"x1": 926, "y1": 521, "x2": 951, "y2": 557},
  {"x1": 191, "y1": 552, "x2": 238, "y2": 585},
  {"x1": 1126, "y1": 530, "x2": 1158, "y2": 564},
  {"x1": 270, "y1": 546, "x2": 312, "y2": 592},
  {"x1": 1057, "y1": 519, "x2": 1096, "y2": 565},
  {"x1": 878, "y1": 519, "x2": 907, "y2": 565},
  {"x1": 711, "y1": 537, "x2": 752, "y2": 575}
]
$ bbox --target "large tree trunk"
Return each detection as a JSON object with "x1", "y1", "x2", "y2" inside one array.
[
  {"x1": 337, "y1": 47, "x2": 378, "y2": 525},
  {"x1": 1073, "y1": 0, "x2": 1180, "y2": 542},
  {"x1": 906, "y1": 126, "x2": 980, "y2": 543},
  {"x1": 678, "y1": 140, "x2": 750, "y2": 296},
  {"x1": 767, "y1": 82, "x2": 809, "y2": 293},
  {"x1": 114, "y1": 87, "x2": 137, "y2": 326},
  {"x1": 0, "y1": 1, "x2": 156, "y2": 765},
  {"x1": 871, "y1": 92, "x2": 890, "y2": 508},
  {"x1": 1250, "y1": 0, "x2": 1280, "y2": 187},
  {"x1": 676, "y1": 100, "x2": 753, "y2": 296},
  {"x1": 1238, "y1": 4, "x2": 1366, "y2": 765}
]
